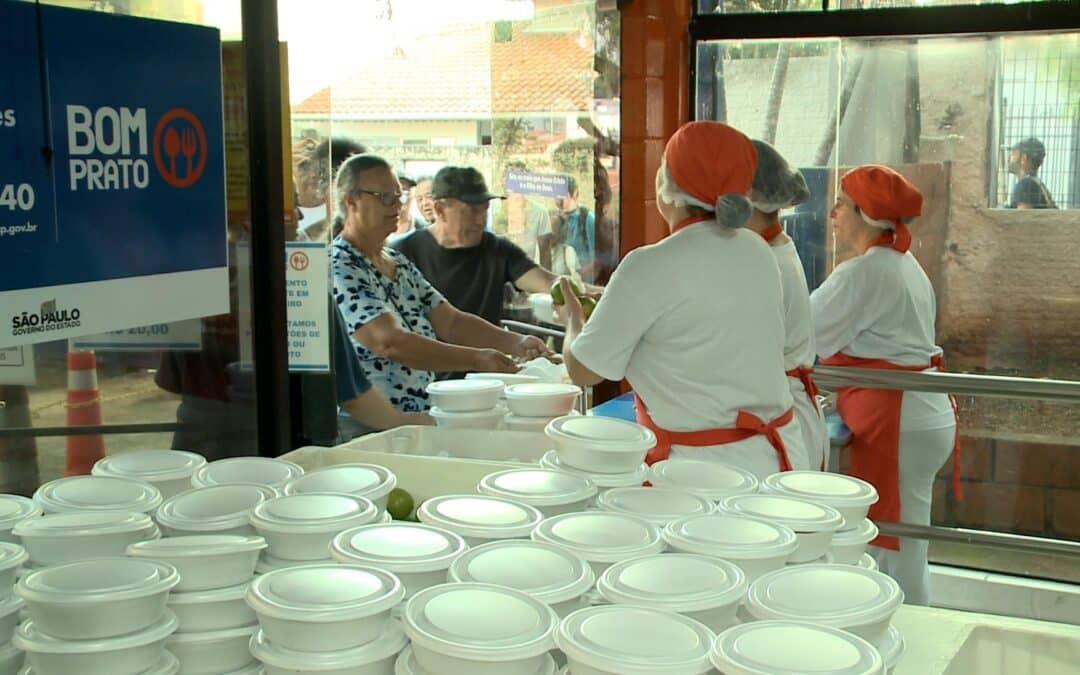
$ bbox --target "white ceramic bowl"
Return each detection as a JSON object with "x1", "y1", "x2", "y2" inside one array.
[
  {"x1": 0, "y1": 542, "x2": 28, "y2": 598},
  {"x1": 763, "y1": 471, "x2": 879, "y2": 526},
  {"x1": 191, "y1": 457, "x2": 304, "y2": 490},
  {"x1": 33, "y1": 476, "x2": 162, "y2": 515},
  {"x1": 545, "y1": 416, "x2": 656, "y2": 474},
  {"x1": 595, "y1": 487, "x2": 713, "y2": 527},
  {"x1": 246, "y1": 564, "x2": 404, "y2": 652},
  {"x1": 403, "y1": 583, "x2": 558, "y2": 675},
  {"x1": 93, "y1": 450, "x2": 207, "y2": 499},
  {"x1": 746, "y1": 564, "x2": 904, "y2": 650},
  {"x1": 531, "y1": 511, "x2": 664, "y2": 578},
  {"x1": 250, "y1": 493, "x2": 380, "y2": 561},
  {"x1": 127, "y1": 534, "x2": 266, "y2": 592},
  {"x1": 557, "y1": 605, "x2": 715, "y2": 675},
  {"x1": 712, "y1": 620, "x2": 885, "y2": 675},
  {"x1": 252, "y1": 620, "x2": 407, "y2": 675},
  {"x1": 16, "y1": 557, "x2": 179, "y2": 640},
  {"x1": 663, "y1": 513, "x2": 799, "y2": 583},
  {"x1": 504, "y1": 383, "x2": 581, "y2": 418},
  {"x1": 168, "y1": 581, "x2": 256, "y2": 633},
  {"x1": 417, "y1": 495, "x2": 542, "y2": 547},
  {"x1": 717, "y1": 494, "x2": 844, "y2": 563},
  {"x1": 14, "y1": 510, "x2": 160, "y2": 567},
  {"x1": 14, "y1": 609, "x2": 178, "y2": 675},
  {"x1": 831, "y1": 519, "x2": 880, "y2": 564},
  {"x1": 0, "y1": 593, "x2": 22, "y2": 644},
  {"x1": 539, "y1": 450, "x2": 647, "y2": 491},
  {"x1": 166, "y1": 624, "x2": 258, "y2": 675},
  {"x1": 597, "y1": 554, "x2": 746, "y2": 633},
  {"x1": 448, "y1": 540, "x2": 595, "y2": 618},
  {"x1": 429, "y1": 406, "x2": 506, "y2": 430},
  {"x1": 0, "y1": 495, "x2": 42, "y2": 544},
  {"x1": 19, "y1": 650, "x2": 180, "y2": 675},
  {"x1": 283, "y1": 464, "x2": 397, "y2": 512},
  {"x1": 330, "y1": 523, "x2": 467, "y2": 599},
  {"x1": 426, "y1": 379, "x2": 505, "y2": 412},
  {"x1": 156, "y1": 484, "x2": 279, "y2": 537},
  {"x1": 477, "y1": 469, "x2": 596, "y2": 518},
  {"x1": 648, "y1": 459, "x2": 759, "y2": 502},
  {"x1": 0, "y1": 641, "x2": 25, "y2": 675}
]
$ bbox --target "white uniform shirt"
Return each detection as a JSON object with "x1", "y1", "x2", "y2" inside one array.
[
  {"x1": 810, "y1": 246, "x2": 955, "y2": 431},
  {"x1": 571, "y1": 221, "x2": 808, "y2": 477}
]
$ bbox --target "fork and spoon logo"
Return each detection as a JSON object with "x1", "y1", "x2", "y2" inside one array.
[{"x1": 151, "y1": 108, "x2": 208, "y2": 188}]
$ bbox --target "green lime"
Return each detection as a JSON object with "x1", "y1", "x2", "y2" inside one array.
[
  {"x1": 386, "y1": 488, "x2": 415, "y2": 521},
  {"x1": 581, "y1": 296, "x2": 597, "y2": 320},
  {"x1": 550, "y1": 276, "x2": 584, "y2": 306}
]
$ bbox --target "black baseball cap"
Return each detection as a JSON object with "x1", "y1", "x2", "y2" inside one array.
[
  {"x1": 1011, "y1": 137, "x2": 1046, "y2": 165},
  {"x1": 430, "y1": 166, "x2": 504, "y2": 204}
]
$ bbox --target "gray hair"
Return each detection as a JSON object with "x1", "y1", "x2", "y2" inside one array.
[
  {"x1": 334, "y1": 153, "x2": 394, "y2": 229},
  {"x1": 750, "y1": 139, "x2": 810, "y2": 214},
  {"x1": 656, "y1": 159, "x2": 753, "y2": 229},
  {"x1": 315, "y1": 137, "x2": 368, "y2": 197}
]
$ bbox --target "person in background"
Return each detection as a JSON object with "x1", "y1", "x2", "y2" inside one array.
[
  {"x1": 746, "y1": 139, "x2": 829, "y2": 472},
  {"x1": 388, "y1": 173, "x2": 422, "y2": 245},
  {"x1": 590, "y1": 158, "x2": 619, "y2": 286},
  {"x1": 300, "y1": 137, "x2": 367, "y2": 242},
  {"x1": 331, "y1": 154, "x2": 551, "y2": 413},
  {"x1": 810, "y1": 165, "x2": 959, "y2": 605},
  {"x1": 412, "y1": 176, "x2": 437, "y2": 228},
  {"x1": 293, "y1": 137, "x2": 326, "y2": 234},
  {"x1": 1007, "y1": 137, "x2": 1055, "y2": 209},
  {"x1": 554, "y1": 176, "x2": 597, "y2": 281},
  {"x1": 560, "y1": 121, "x2": 809, "y2": 479},
  {"x1": 492, "y1": 161, "x2": 552, "y2": 265}
]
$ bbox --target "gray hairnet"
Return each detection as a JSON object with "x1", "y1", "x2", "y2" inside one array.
[
  {"x1": 750, "y1": 139, "x2": 810, "y2": 213},
  {"x1": 657, "y1": 160, "x2": 753, "y2": 229}
]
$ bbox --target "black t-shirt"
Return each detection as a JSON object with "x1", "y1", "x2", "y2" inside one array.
[
  {"x1": 391, "y1": 229, "x2": 537, "y2": 325},
  {"x1": 1009, "y1": 176, "x2": 1055, "y2": 209}
]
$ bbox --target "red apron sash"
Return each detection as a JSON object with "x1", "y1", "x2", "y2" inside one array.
[
  {"x1": 786, "y1": 366, "x2": 824, "y2": 470},
  {"x1": 759, "y1": 222, "x2": 783, "y2": 244},
  {"x1": 634, "y1": 394, "x2": 795, "y2": 472},
  {"x1": 820, "y1": 352, "x2": 960, "y2": 551}
]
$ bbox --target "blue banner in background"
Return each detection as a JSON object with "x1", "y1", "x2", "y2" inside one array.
[{"x1": 505, "y1": 170, "x2": 571, "y2": 199}]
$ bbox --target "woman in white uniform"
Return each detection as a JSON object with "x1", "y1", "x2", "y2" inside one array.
[
  {"x1": 810, "y1": 165, "x2": 958, "y2": 605},
  {"x1": 745, "y1": 140, "x2": 829, "y2": 472},
  {"x1": 559, "y1": 122, "x2": 809, "y2": 479}
]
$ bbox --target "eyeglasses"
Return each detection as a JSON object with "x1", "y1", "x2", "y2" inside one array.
[{"x1": 355, "y1": 189, "x2": 405, "y2": 206}]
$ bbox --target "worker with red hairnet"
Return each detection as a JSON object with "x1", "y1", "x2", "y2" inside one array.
[
  {"x1": 559, "y1": 121, "x2": 810, "y2": 479},
  {"x1": 811, "y1": 165, "x2": 959, "y2": 605}
]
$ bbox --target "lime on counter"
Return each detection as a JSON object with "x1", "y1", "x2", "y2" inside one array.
[{"x1": 387, "y1": 488, "x2": 415, "y2": 520}]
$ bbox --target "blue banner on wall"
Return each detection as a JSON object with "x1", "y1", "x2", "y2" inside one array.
[
  {"x1": 0, "y1": 1, "x2": 227, "y2": 347},
  {"x1": 505, "y1": 170, "x2": 571, "y2": 199}
]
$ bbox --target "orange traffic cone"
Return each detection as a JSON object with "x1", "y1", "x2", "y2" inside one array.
[{"x1": 64, "y1": 349, "x2": 106, "y2": 476}]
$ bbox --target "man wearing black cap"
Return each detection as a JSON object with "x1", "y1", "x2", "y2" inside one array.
[
  {"x1": 1007, "y1": 137, "x2": 1056, "y2": 209},
  {"x1": 392, "y1": 166, "x2": 568, "y2": 326}
]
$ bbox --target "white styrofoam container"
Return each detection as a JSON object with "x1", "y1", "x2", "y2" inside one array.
[
  {"x1": 283, "y1": 464, "x2": 397, "y2": 512},
  {"x1": 168, "y1": 581, "x2": 256, "y2": 633},
  {"x1": 429, "y1": 406, "x2": 507, "y2": 430},
  {"x1": 0, "y1": 542, "x2": 28, "y2": 599},
  {"x1": 648, "y1": 459, "x2": 759, "y2": 502},
  {"x1": 166, "y1": 624, "x2": 258, "y2": 675},
  {"x1": 831, "y1": 518, "x2": 880, "y2": 564},
  {"x1": 417, "y1": 495, "x2": 542, "y2": 547},
  {"x1": 127, "y1": 535, "x2": 266, "y2": 592},
  {"x1": 717, "y1": 494, "x2": 844, "y2": 563},
  {"x1": 251, "y1": 620, "x2": 407, "y2": 675},
  {"x1": 663, "y1": 513, "x2": 798, "y2": 583},
  {"x1": 477, "y1": 469, "x2": 596, "y2": 518},
  {"x1": 539, "y1": 451, "x2": 648, "y2": 491},
  {"x1": 0, "y1": 495, "x2": 42, "y2": 544},
  {"x1": 18, "y1": 650, "x2": 179, "y2": 675},
  {"x1": 711, "y1": 620, "x2": 885, "y2": 675},
  {"x1": 545, "y1": 417, "x2": 656, "y2": 474},
  {"x1": 531, "y1": 511, "x2": 664, "y2": 578},
  {"x1": 595, "y1": 487, "x2": 713, "y2": 527},
  {"x1": 14, "y1": 511, "x2": 159, "y2": 567},
  {"x1": 33, "y1": 476, "x2": 162, "y2": 515},
  {"x1": 763, "y1": 471, "x2": 879, "y2": 526},
  {"x1": 0, "y1": 640, "x2": 25, "y2": 675},
  {"x1": 14, "y1": 610, "x2": 178, "y2": 675},
  {"x1": 191, "y1": 458, "x2": 304, "y2": 491},
  {"x1": 503, "y1": 383, "x2": 581, "y2": 418},
  {"x1": 93, "y1": 451, "x2": 207, "y2": 500},
  {"x1": 330, "y1": 523, "x2": 467, "y2": 599},
  {"x1": 156, "y1": 484, "x2": 279, "y2": 537},
  {"x1": 0, "y1": 593, "x2": 22, "y2": 644},
  {"x1": 250, "y1": 493, "x2": 381, "y2": 561},
  {"x1": 427, "y1": 379, "x2": 505, "y2": 413},
  {"x1": 394, "y1": 645, "x2": 556, "y2": 675}
]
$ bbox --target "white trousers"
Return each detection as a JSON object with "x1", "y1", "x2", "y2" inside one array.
[
  {"x1": 790, "y1": 378, "x2": 829, "y2": 471},
  {"x1": 869, "y1": 424, "x2": 955, "y2": 606}
]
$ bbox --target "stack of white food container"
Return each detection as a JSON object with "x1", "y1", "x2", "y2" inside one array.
[
  {"x1": 92, "y1": 450, "x2": 208, "y2": 499},
  {"x1": 540, "y1": 416, "x2": 654, "y2": 499},
  {"x1": 14, "y1": 512, "x2": 161, "y2": 569},
  {"x1": 127, "y1": 535, "x2": 265, "y2": 674},
  {"x1": 32, "y1": 476, "x2": 163, "y2": 516},
  {"x1": 0, "y1": 495, "x2": 41, "y2": 544},
  {"x1": 425, "y1": 380, "x2": 507, "y2": 430},
  {"x1": 284, "y1": 464, "x2": 397, "y2": 513},
  {"x1": 12, "y1": 558, "x2": 180, "y2": 675},
  {"x1": 531, "y1": 511, "x2": 664, "y2": 578},
  {"x1": 250, "y1": 493, "x2": 382, "y2": 572},
  {"x1": 502, "y1": 383, "x2": 582, "y2": 433},
  {"x1": 662, "y1": 512, "x2": 798, "y2": 583},
  {"x1": 246, "y1": 564, "x2": 406, "y2": 675},
  {"x1": 595, "y1": 487, "x2": 713, "y2": 527},
  {"x1": 191, "y1": 457, "x2": 304, "y2": 491},
  {"x1": 648, "y1": 458, "x2": 759, "y2": 502},
  {"x1": 330, "y1": 523, "x2": 467, "y2": 600},
  {"x1": 417, "y1": 495, "x2": 542, "y2": 547},
  {"x1": 0, "y1": 542, "x2": 28, "y2": 675},
  {"x1": 539, "y1": 450, "x2": 647, "y2": 494},
  {"x1": 717, "y1": 493, "x2": 845, "y2": 563},
  {"x1": 477, "y1": 469, "x2": 596, "y2": 517},
  {"x1": 155, "y1": 484, "x2": 278, "y2": 538},
  {"x1": 712, "y1": 620, "x2": 886, "y2": 675}
]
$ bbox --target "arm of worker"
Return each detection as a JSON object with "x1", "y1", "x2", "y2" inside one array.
[
  {"x1": 515, "y1": 266, "x2": 604, "y2": 298},
  {"x1": 341, "y1": 388, "x2": 433, "y2": 430},
  {"x1": 428, "y1": 302, "x2": 551, "y2": 361},
  {"x1": 809, "y1": 260, "x2": 883, "y2": 359},
  {"x1": 351, "y1": 312, "x2": 518, "y2": 374}
]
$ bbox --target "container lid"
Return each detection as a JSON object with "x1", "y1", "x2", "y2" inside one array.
[
  {"x1": 16, "y1": 644, "x2": 180, "y2": 675},
  {"x1": 880, "y1": 625, "x2": 905, "y2": 668},
  {"x1": 33, "y1": 476, "x2": 162, "y2": 514},
  {"x1": 540, "y1": 450, "x2": 647, "y2": 488},
  {"x1": 478, "y1": 469, "x2": 596, "y2": 507},
  {"x1": 417, "y1": 495, "x2": 542, "y2": 540},
  {"x1": 545, "y1": 416, "x2": 656, "y2": 453},
  {"x1": 191, "y1": 457, "x2": 304, "y2": 489},
  {"x1": 763, "y1": 471, "x2": 879, "y2": 508},
  {"x1": 598, "y1": 554, "x2": 746, "y2": 612},
  {"x1": 0, "y1": 494, "x2": 42, "y2": 531},
  {"x1": 252, "y1": 621, "x2": 407, "y2": 671},
  {"x1": 0, "y1": 541, "x2": 28, "y2": 573},
  {"x1": 718, "y1": 494, "x2": 844, "y2": 533},
  {"x1": 13, "y1": 510, "x2": 156, "y2": 538},
  {"x1": 403, "y1": 583, "x2": 557, "y2": 662},
  {"x1": 596, "y1": 487, "x2": 713, "y2": 526},
  {"x1": 250, "y1": 493, "x2": 379, "y2": 534},
  {"x1": 663, "y1": 513, "x2": 798, "y2": 560},
  {"x1": 13, "y1": 610, "x2": 179, "y2": 654},
  {"x1": 711, "y1": 620, "x2": 885, "y2": 675},
  {"x1": 531, "y1": 512, "x2": 663, "y2": 564},
  {"x1": 166, "y1": 623, "x2": 258, "y2": 645},
  {"x1": 428, "y1": 379, "x2": 504, "y2": 396},
  {"x1": 127, "y1": 534, "x2": 267, "y2": 558},
  {"x1": 92, "y1": 450, "x2": 207, "y2": 483},
  {"x1": 284, "y1": 463, "x2": 396, "y2": 500},
  {"x1": 504, "y1": 383, "x2": 581, "y2": 399},
  {"x1": 156, "y1": 483, "x2": 278, "y2": 532},
  {"x1": 246, "y1": 564, "x2": 403, "y2": 622},
  {"x1": 832, "y1": 519, "x2": 879, "y2": 547},
  {"x1": 465, "y1": 372, "x2": 540, "y2": 386},
  {"x1": 394, "y1": 645, "x2": 555, "y2": 675},
  {"x1": 649, "y1": 459, "x2": 758, "y2": 501},
  {"x1": 448, "y1": 540, "x2": 595, "y2": 605},
  {"x1": 746, "y1": 564, "x2": 904, "y2": 627},
  {"x1": 556, "y1": 605, "x2": 715, "y2": 675},
  {"x1": 429, "y1": 406, "x2": 507, "y2": 420},
  {"x1": 330, "y1": 523, "x2": 467, "y2": 573},
  {"x1": 17, "y1": 557, "x2": 179, "y2": 604},
  {"x1": 167, "y1": 579, "x2": 250, "y2": 605}
]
